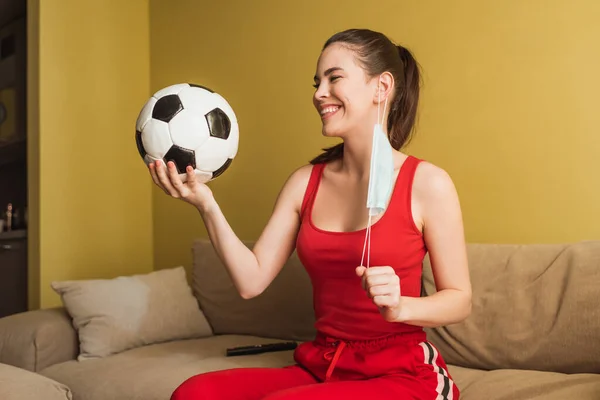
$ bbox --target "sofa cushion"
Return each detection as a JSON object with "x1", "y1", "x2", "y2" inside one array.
[
  {"x1": 445, "y1": 364, "x2": 486, "y2": 397},
  {"x1": 192, "y1": 239, "x2": 316, "y2": 341},
  {"x1": 40, "y1": 335, "x2": 297, "y2": 400},
  {"x1": 423, "y1": 241, "x2": 600, "y2": 374},
  {"x1": 51, "y1": 266, "x2": 213, "y2": 361},
  {"x1": 454, "y1": 365, "x2": 600, "y2": 400},
  {"x1": 39, "y1": 336, "x2": 600, "y2": 400},
  {"x1": 0, "y1": 362, "x2": 72, "y2": 400}
]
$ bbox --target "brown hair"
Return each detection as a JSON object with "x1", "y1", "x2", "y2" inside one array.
[{"x1": 310, "y1": 28, "x2": 421, "y2": 165}]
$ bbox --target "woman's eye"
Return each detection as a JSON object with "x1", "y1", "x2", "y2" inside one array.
[{"x1": 313, "y1": 76, "x2": 341, "y2": 88}]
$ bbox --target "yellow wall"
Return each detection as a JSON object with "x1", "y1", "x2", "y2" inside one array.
[
  {"x1": 148, "y1": 0, "x2": 600, "y2": 271},
  {"x1": 28, "y1": 0, "x2": 154, "y2": 308}
]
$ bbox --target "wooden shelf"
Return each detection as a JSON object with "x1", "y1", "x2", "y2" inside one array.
[{"x1": 0, "y1": 229, "x2": 26, "y2": 241}]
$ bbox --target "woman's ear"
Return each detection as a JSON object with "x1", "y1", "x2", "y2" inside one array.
[{"x1": 373, "y1": 71, "x2": 395, "y2": 105}]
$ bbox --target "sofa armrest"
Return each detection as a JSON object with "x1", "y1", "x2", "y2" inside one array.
[
  {"x1": 0, "y1": 363, "x2": 72, "y2": 400},
  {"x1": 0, "y1": 308, "x2": 78, "y2": 372}
]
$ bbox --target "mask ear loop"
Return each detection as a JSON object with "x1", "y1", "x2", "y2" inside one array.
[
  {"x1": 360, "y1": 78, "x2": 388, "y2": 269},
  {"x1": 360, "y1": 215, "x2": 372, "y2": 269}
]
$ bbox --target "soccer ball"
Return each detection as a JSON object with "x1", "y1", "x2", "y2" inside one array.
[{"x1": 135, "y1": 83, "x2": 239, "y2": 183}]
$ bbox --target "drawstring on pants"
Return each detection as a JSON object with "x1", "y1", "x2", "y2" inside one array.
[{"x1": 323, "y1": 340, "x2": 346, "y2": 382}]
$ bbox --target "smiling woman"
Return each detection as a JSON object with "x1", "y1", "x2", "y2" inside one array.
[
  {"x1": 161, "y1": 28, "x2": 470, "y2": 400},
  {"x1": 310, "y1": 31, "x2": 420, "y2": 166}
]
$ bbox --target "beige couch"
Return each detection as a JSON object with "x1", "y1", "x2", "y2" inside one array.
[
  {"x1": 0, "y1": 362, "x2": 72, "y2": 400},
  {"x1": 0, "y1": 239, "x2": 599, "y2": 400}
]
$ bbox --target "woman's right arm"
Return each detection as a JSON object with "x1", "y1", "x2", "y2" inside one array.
[{"x1": 150, "y1": 160, "x2": 312, "y2": 299}]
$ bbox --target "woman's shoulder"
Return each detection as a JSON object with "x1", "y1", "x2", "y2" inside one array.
[
  {"x1": 289, "y1": 163, "x2": 314, "y2": 182},
  {"x1": 412, "y1": 158, "x2": 459, "y2": 206},
  {"x1": 279, "y1": 163, "x2": 318, "y2": 205}
]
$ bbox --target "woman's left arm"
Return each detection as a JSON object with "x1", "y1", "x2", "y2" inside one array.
[{"x1": 396, "y1": 162, "x2": 472, "y2": 327}]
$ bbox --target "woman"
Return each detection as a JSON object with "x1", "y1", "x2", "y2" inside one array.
[{"x1": 151, "y1": 28, "x2": 471, "y2": 400}]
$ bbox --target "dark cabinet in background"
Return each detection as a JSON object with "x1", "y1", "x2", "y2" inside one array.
[
  {"x1": 0, "y1": 8, "x2": 28, "y2": 318},
  {"x1": 0, "y1": 233, "x2": 27, "y2": 318}
]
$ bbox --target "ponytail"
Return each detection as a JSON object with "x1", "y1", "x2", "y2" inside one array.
[
  {"x1": 387, "y1": 45, "x2": 420, "y2": 150},
  {"x1": 309, "y1": 142, "x2": 344, "y2": 165}
]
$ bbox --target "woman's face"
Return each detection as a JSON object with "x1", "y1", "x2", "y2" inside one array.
[{"x1": 313, "y1": 43, "x2": 378, "y2": 138}]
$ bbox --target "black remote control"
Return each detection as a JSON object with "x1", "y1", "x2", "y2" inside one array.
[{"x1": 226, "y1": 341, "x2": 298, "y2": 357}]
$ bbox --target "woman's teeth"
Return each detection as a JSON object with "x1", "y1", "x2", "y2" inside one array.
[{"x1": 321, "y1": 106, "x2": 340, "y2": 116}]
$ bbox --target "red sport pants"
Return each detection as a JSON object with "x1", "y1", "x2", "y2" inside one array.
[{"x1": 171, "y1": 331, "x2": 459, "y2": 400}]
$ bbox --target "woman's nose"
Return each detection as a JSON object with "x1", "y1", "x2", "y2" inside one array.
[{"x1": 314, "y1": 87, "x2": 329, "y2": 104}]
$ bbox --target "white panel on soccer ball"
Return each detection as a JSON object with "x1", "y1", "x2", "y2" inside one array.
[
  {"x1": 177, "y1": 86, "x2": 217, "y2": 112},
  {"x1": 190, "y1": 170, "x2": 213, "y2": 184},
  {"x1": 141, "y1": 119, "x2": 173, "y2": 159},
  {"x1": 168, "y1": 108, "x2": 210, "y2": 150},
  {"x1": 212, "y1": 93, "x2": 238, "y2": 123},
  {"x1": 227, "y1": 121, "x2": 240, "y2": 158},
  {"x1": 170, "y1": 168, "x2": 212, "y2": 184},
  {"x1": 143, "y1": 154, "x2": 162, "y2": 167},
  {"x1": 136, "y1": 97, "x2": 157, "y2": 131},
  {"x1": 194, "y1": 137, "x2": 231, "y2": 172},
  {"x1": 153, "y1": 83, "x2": 190, "y2": 99}
]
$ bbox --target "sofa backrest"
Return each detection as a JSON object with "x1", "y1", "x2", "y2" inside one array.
[
  {"x1": 192, "y1": 238, "x2": 600, "y2": 374},
  {"x1": 423, "y1": 240, "x2": 600, "y2": 374},
  {"x1": 192, "y1": 239, "x2": 316, "y2": 342}
]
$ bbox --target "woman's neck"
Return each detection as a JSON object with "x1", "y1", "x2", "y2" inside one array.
[{"x1": 337, "y1": 134, "x2": 373, "y2": 181}]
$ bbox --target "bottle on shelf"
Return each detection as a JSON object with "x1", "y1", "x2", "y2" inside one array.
[{"x1": 6, "y1": 203, "x2": 12, "y2": 232}]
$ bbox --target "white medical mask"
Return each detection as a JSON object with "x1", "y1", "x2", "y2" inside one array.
[{"x1": 360, "y1": 77, "x2": 395, "y2": 269}]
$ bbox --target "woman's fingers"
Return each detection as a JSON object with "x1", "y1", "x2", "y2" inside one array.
[
  {"x1": 167, "y1": 161, "x2": 189, "y2": 195},
  {"x1": 185, "y1": 165, "x2": 198, "y2": 187},
  {"x1": 148, "y1": 162, "x2": 167, "y2": 193},
  {"x1": 149, "y1": 160, "x2": 202, "y2": 203},
  {"x1": 155, "y1": 161, "x2": 180, "y2": 197},
  {"x1": 368, "y1": 283, "x2": 393, "y2": 298},
  {"x1": 365, "y1": 274, "x2": 390, "y2": 288}
]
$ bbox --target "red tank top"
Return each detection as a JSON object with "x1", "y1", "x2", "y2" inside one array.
[{"x1": 296, "y1": 155, "x2": 427, "y2": 341}]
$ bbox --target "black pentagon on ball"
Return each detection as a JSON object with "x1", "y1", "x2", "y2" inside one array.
[
  {"x1": 189, "y1": 83, "x2": 214, "y2": 93},
  {"x1": 212, "y1": 158, "x2": 233, "y2": 179},
  {"x1": 152, "y1": 94, "x2": 183, "y2": 123},
  {"x1": 205, "y1": 108, "x2": 231, "y2": 140},
  {"x1": 163, "y1": 145, "x2": 196, "y2": 174},
  {"x1": 135, "y1": 130, "x2": 146, "y2": 158}
]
